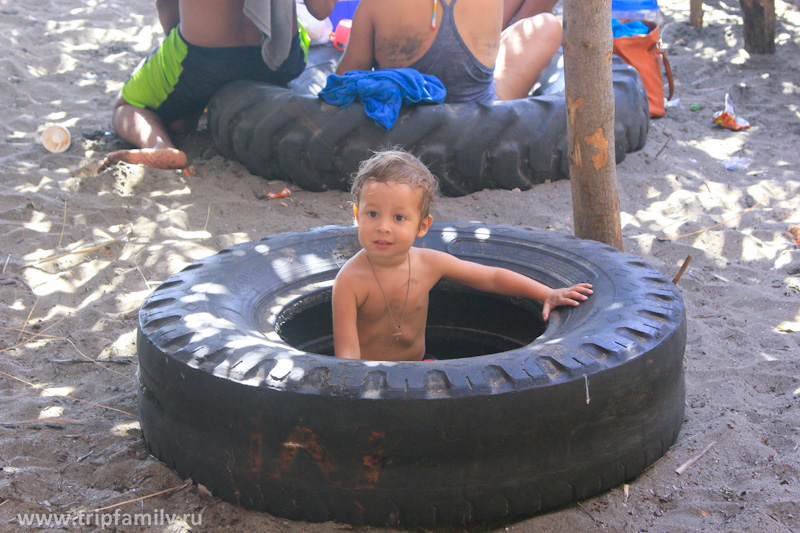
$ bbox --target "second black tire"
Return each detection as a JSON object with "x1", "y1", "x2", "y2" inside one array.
[{"x1": 207, "y1": 53, "x2": 650, "y2": 196}]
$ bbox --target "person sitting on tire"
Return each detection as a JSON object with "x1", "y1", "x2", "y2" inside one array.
[
  {"x1": 99, "y1": 0, "x2": 337, "y2": 172},
  {"x1": 332, "y1": 149, "x2": 593, "y2": 361},
  {"x1": 335, "y1": 0, "x2": 562, "y2": 102}
]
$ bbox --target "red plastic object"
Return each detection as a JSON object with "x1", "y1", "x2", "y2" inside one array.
[{"x1": 330, "y1": 19, "x2": 351, "y2": 51}]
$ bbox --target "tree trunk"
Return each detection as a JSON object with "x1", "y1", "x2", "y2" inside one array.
[
  {"x1": 562, "y1": 0, "x2": 623, "y2": 250},
  {"x1": 740, "y1": 0, "x2": 775, "y2": 54},
  {"x1": 690, "y1": 0, "x2": 704, "y2": 27}
]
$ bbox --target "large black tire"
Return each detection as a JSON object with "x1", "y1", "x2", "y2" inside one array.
[
  {"x1": 207, "y1": 52, "x2": 649, "y2": 196},
  {"x1": 137, "y1": 223, "x2": 686, "y2": 526}
]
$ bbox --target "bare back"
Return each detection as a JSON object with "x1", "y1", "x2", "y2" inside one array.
[
  {"x1": 338, "y1": 0, "x2": 503, "y2": 74},
  {"x1": 179, "y1": 0, "x2": 292, "y2": 48}
]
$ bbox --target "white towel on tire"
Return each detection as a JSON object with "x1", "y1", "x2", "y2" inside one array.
[{"x1": 243, "y1": 0, "x2": 294, "y2": 70}]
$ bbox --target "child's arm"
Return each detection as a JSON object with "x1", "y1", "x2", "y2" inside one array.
[
  {"x1": 332, "y1": 273, "x2": 362, "y2": 359},
  {"x1": 429, "y1": 250, "x2": 592, "y2": 320}
]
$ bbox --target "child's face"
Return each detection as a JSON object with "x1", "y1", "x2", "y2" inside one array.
[{"x1": 354, "y1": 180, "x2": 432, "y2": 260}]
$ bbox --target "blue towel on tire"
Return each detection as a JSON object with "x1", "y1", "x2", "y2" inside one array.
[{"x1": 319, "y1": 68, "x2": 447, "y2": 130}]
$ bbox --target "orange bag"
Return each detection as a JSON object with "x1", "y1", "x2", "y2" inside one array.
[{"x1": 612, "y1": 20, "x2": 674, "y2": 118}]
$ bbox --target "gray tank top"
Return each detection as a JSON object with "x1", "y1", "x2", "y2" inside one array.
[{"x1": 409, "y1": 0, "x2": 497, "y2": 104}]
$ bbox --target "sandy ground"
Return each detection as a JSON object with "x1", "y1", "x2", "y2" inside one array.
[{"x1": 1, "y1": 0, "x2": 800, "y2": 531}]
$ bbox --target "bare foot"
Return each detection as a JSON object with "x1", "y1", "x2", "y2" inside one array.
[{"x1": 98, "y1": 148, "x2": 188, "y2": 173}]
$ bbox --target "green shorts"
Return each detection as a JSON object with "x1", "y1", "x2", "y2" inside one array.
[{"x1": 121, "y1": 26, "x2": 306, "y2": 124}]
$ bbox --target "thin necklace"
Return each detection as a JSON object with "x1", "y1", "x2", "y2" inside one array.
[{"x1": 366, "y1": 252, "x2": 411, "y2": 342}]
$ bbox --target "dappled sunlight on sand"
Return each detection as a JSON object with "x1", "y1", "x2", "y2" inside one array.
[
  {"x1": 38, "y1": 405, "x2": 65, "y2": 419},
  {"x1": 693, "y1": 135, "x2": 746, "y2": 160},
  {"x1": 110, "y1": 420, "x2": 141, "y2": 437},
  {"x1": 40, "y1": 386, "x2": 75, "y2": 398}
]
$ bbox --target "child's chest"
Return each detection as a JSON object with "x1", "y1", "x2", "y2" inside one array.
[{"x1": 358, "y1": 275, "x2": 435, "y2": 323}]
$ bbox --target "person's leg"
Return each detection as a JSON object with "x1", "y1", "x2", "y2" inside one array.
[
  {"x1": 99, "y1": 30, "x2": 305, "y2": 173},
  {"x1": 494, "y1": 13, "x2": 562, "y2": 101},
  {"x1": 98, "y1": 93, "x2": 188, "y2": 172},
  {"x1": 99, "y1": 27, "x2": 194, "y2": 172},
  {"x1": 503, "y1": 0, "x2": 559, "y2": 28}
]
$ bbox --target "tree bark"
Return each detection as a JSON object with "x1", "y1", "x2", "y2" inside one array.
[
  {"x1": 690, "y1": 0, "x2": 704, "y2": 28},
  {"x1": 562, "y1": 0, "x2": 623, "y2": 250},
  {"x1": 740, "y1": 0, "x2": 775, "y2": 54}
]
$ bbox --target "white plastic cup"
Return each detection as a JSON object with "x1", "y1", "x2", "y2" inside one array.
[
  {"x1": 611, "y1": 8, "x2": 659, "y2": 23},
  {"x1": 41, "y1": 125, "x2": 71, "y2": 153},
  {"x1": 612, "y1": 0, "x2": 660, "y2": 23}
]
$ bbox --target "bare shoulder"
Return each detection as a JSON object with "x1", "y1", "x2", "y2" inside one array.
[
  {"x1": 412, "y1": 247, "x2": 456, "y2": 276},
  {"x1": 351, "y1": 0, "x2": 379, "y2": 19},
  {"x1": 414, "y1": 247, "x2": 448, "y2": 262},
  {"x1": 335, "y1": 251, "x2": 373, "y2": 298},
  {"x1": 336, "y1": 251, "x2": 367, "y2": 283}
]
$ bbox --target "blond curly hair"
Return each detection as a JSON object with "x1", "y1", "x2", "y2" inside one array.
[{"x1": 351, "y1": 149, "x2": 439, "y2": 220}]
